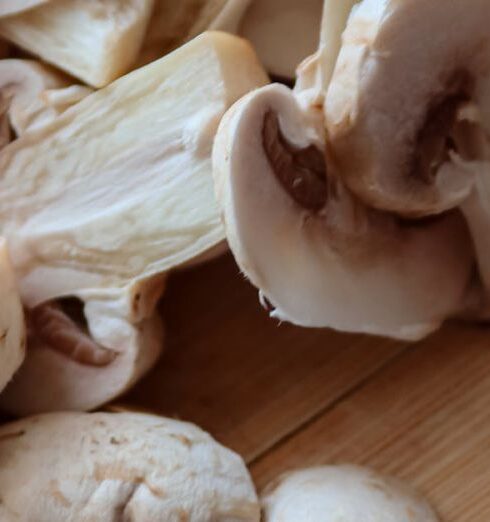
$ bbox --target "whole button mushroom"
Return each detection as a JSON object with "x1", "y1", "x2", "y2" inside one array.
[
  {"x1": 262, "y1": 466, "x2": 439, "y2": 522},
  {"x1": 0, "y1": 412, "x2": 260, "y2": 521}
]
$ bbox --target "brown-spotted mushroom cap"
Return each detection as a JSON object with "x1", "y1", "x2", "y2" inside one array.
[
  {"x1": 213, "y1": 83, "x2": 473, "y2": 340},
  {"x1": 325, "y1": 0, "x2": 490, "y2": 217},
  {"x1": 0, "y1": 32, "x2": 268, "y2": 415},
  {"x1": 0, "y1": 412, "x2": 260, "y2": 521},
  {"x1": 262, "y1": 466, "x2": 439, "y2": 521},
  {"x1": 0, "y1": 238, "x2": 25, "y2": 393}
]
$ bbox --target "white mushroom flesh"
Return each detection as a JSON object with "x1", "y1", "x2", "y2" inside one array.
[
  {"x1": 0, "y1": 1, "x2": 50, "y2": 17},
  {"x1": 262, "y1": 466, "x2": 439, "y2": 522},
  {"x1": 0, "y1": 31, "x2": 268, "y2": 414},
  {"x1": 213, "y1": 84, "x2": 473, "y2": 340},
  {"x1": 0, "y1": 0, "x2": 154, "y2": 87},
  {"x1": 0, "y1": 412, "x2": 260, "y2": 521}
]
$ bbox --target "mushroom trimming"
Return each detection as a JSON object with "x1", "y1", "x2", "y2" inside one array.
[
  {"x1": 262, "y1": 466, "x2": 439, "y2": 521},
  {"x1": 0, "y1": 411, "x2": 260, "y2": 521},
  {"x1": 0, "y1": 31, "x2": 268, "y2": 415}
]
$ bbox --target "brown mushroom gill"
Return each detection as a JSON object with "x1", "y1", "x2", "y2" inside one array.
[
  {"x1": 30, "y1": 299, "x2": 118, "y2": 367},
  {"x1": 412, "y1": 70, "x2": 474, "y2": 184},
  {"x1": 262, "y1": 110, "x2": 327, "y2": 211}
]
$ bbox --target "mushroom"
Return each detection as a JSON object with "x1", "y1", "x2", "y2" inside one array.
[
  {"x1": 0, "y1": 0, "x2": 154, "y2": 87},
  {"x1": 212, "y1": 83, "x2": 473, "y2": 339},
  {"x1": 0, "y1": 411, "x2": 260, "y2": 521},
  {"x1": 239, "y1": 0, "x2": 324, "y2": 80},
  {"x1": 138, "y1": 0, "x2": 253, "y2": 67},
  {"x1": 262, "y1": 466, "x2": 439, "y2": 521},
  {"x1": 0, "y1": 31, "x2": 268, "y2": 414},
  {"x1": 0, "y1": 59, "x2": 92, "y2": 138},
  {"x1": 0, "y1": 238, "x2": 25, "y2": 393},
  {"x1": 0, "y1": 1, "x2": 50, "y2": 17},
  {"x1": 324, "y1": 0, "x2": 490, "y2": 217}
]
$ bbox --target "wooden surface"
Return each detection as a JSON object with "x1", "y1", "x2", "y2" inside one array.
[{"x1": 124, "y1": 253, "x2": 490, "y2": 520}]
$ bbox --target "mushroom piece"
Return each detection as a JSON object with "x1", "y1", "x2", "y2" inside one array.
[
  {"x1": 0, "y1": 31, "x2": 268, "y2": 414},
  {"x1": 213, "y1": 83, "x2": 473, "y2": 339},
  {"x1": 0, "y1": 412, "x2": 260, "y2": 521},
  {"x1": 239, "y1": 0, "x2": 324, "y2": 80},
  {"x1": 324, "y1": 0, "x2": 490, "y2": 217},
  {"x1": 0, "y1": 1, "x2": 50, "y2": 17},
  {"x1": 138, "y1": 0, "x2": 253, "y2": 67},
  {"x1": 0, "y1": 0, "x2": 154, "y2": 87},
  {"x1": 0, "y1": 238, "x2": 25, "y2": 393},
  {"x1": 262, "y1": 466, "x2": 439, "y2": 521},
  {"x1": 0, "y1": 59, "x2": 92, "y2": 138}
]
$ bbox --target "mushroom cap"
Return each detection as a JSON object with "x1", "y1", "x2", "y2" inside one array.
[
  {"x1": 0, "y1": 0, "x2": 49, "y2": 17},
  {"x1": 213, "y1": 83, "x2": 473, "y2": 340},
  {"x1": 0, "y1": 238, "x2": 25, "y2": 393},
  {"x1": 239, "y1": 0, "x2": 323, "y2": 79},
  {"x1": 262, "y1": 466, "x2": 439, "y2": 522},
  {"x1": 0, "y1": 412, "x2": 260, "y2": 521},
  {"x1": 325, "y1": 0, "x2": 490, "y2": 217}
]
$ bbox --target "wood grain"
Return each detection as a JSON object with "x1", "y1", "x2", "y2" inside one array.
[
  {"x1": 251, "y1": 322, "x2": 490, "y2": 521},
  {"x1": 123, "y1": 253, "x2": 407, "y2": 461}
]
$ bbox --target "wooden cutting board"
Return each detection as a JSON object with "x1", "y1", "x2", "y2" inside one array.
[{"x1": 123, "y1": 253, "x2": 490, "y2": 521}]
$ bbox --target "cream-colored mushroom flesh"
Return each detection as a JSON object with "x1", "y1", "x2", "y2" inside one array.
[
  {"x1": 0, "y1": 31, "x2": 268, "y2": 414},
  {"x1": 239, "y1": 0, "x2": 323, "y2": 79},
  {"x1": 0, "y1": 0, "x2": 154, "y2": 87},
  {"x1": 0, "y1": 412, "x2": 260, "y2": 521},
  {"x1": 325, "y1": 0, "x2": 490, "y2": 217},
  {"x1": 262, "y1": 466, "x2": 439, "y2": 521},
  {"x1": 0, "y1": 238, "x2": 25, "y2": 393},
  {"x1": 0, "y1": 0, "x2": 49, "y2": 17},
  {"x1": 213, "y1": 84, "x2": 473, "y2": 340},
  {"x1": 138, "y1": 0, "x2": 252, "y2": 66}
]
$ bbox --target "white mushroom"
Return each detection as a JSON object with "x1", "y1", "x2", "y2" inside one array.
[
  {"x1": 0, "y1": 238, "x2": 25, "y2": 393},
  {"x1": 0, "y1": 31, "x2": 268, "y2": 414},
  {"x1": 324, "y1": 0, "x2": 490, "y2": 217},
  {"x1": 0, "y1": 1, "x2": 50, "y2": 17},
  {"x1": 262, "y1": 466, "x2": 439, "y2": 521},
  {"x1": 0, "y1": 412, "x2": 260, "y2": 521},
  {"x1": 239, "y1": 0, "x2": 323, "y2": 79},
  {"x1": 0, "y1": 0, "x2": 154, "y2": 87},
  {"x1": 213, "y1": 83, "x2": 473, "y2": 339}
]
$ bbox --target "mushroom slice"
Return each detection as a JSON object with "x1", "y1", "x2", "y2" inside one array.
[
  {"x1": 0, "y1": 412, "x2": 260, "y2": 521},
  {"x1": 138, "y1": 0, "x2": 252, "y2": 67},
  {"x1": 262, "y1": 466, "x2": 439, "y2": 521},
  {"x1": 213, "y1": 84, "x2": 473, "y2": 340},
  {"x1": 0, "y1": 238, "x2": 25, "y2": 393},
  {"x1": 0, "y1": 1, "x2": 50, "y2": 17},
  {"x1": 0, "y1": 59, "x2": 91, "y2": 137},
  {"x1": 324, "y1": 0, "x2": 490, "y2": 217},
  {"x1": 0, "y1": 31, "x2": 267, "y2": 414},
  {"x1": 0, "y1": 0, "x2": 154, "y2": 87},
  {"x1": 239, "y1": 0, "x2": 323, "y2": 80}
]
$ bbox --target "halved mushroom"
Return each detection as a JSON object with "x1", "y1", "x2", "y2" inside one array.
[
  {"x1": 138, "y1": 0, "x2": 253, "y2": 67},
  {"x1": 0, "y1": 238, "x2": 25, "y2": 393},
  {"x1": 239, "y1": 0, "x2": 324, "y2": 80},
  {"x1": 213, "y1": 83, "x2": 473, "y2": 339},
  {"x1": 0, "y1": 412, "x2": 260, "y2": 521},
  {"x1": 0, "y1": 59, "x2": 91, "y2": 138},
  {"x1": 0, "y1": 1, "x2": 50, "y2": 17},
  {"x1": 324, "y1": 0, "x2": 490, "y2": 217},
  {"x1": 0, "y1": 31, "x2": 268, "y2": 414},
  {"x1": 262, "y1": 466, "x2": 439, "y2": 521},
  {"x1": 0, "y1": 0, "x2": 154, "y2": 87}
]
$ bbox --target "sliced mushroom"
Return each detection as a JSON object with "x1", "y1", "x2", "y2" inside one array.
[
  {"x1": 324, "y1": 0, "x2": 490, "y2": 217},
  {"x1": 262, "y1": 466, "x2": 439, "y2": 521},
  {"x1": 0, "y1": 31, "x2": 268, "y2": 414},
  {"x1": 0, "y1": 412, "x2": 260, "y2": 521},
  {"x1": 0, "y1": 0, "x2": 154, "y2": 87},
  {"x1": 138, "y1": 0, "x2": 252, "y2": 67},
  {"x1": 0, "y1": 59, "x2": 91, "y2": 137},
  {"x1": 0, "y1": 238, "x2": 25, "y2": 393},
  {"x1": 213, "y1": 83, "x2": 473, "y2": 339},
  {"x1": 0, "y1": 1, "x2": 50, "y2": 17}
]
